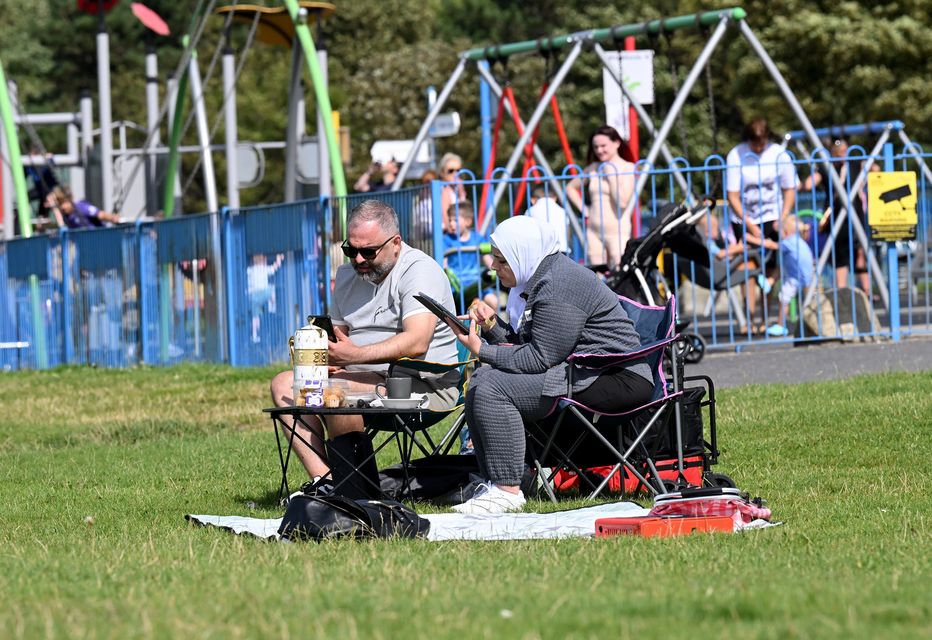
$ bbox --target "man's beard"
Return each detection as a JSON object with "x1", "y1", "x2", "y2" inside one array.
[{"x1": 354, "y1": 260, "x2": 391, "y2": 283}]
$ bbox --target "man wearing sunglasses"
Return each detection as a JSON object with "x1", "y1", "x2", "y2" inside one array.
[{"x1": 270, "y1": 199, "x2": 461, "y2": 494}]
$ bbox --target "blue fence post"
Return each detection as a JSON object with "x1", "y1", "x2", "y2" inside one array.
[
  {"x1": 221, "y1": 207, "x2": 239, "y2": 366},
  {"x1": 136, "y1": 221, "x2": 151, "y2": 363},
  {"x1": 479, "y1": 60, "x2": 492, "y2": 178},
  {"x1": 60, "y1": 228, "x2": 75, "y2": 365},
  {"x1": 883, "y1": 143, "x2": 901, "y2": 342},
  {"x1": 431, "y1": 179, "x2": 445, "y2": 263}
]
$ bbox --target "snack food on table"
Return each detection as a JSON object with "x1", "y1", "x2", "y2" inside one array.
[{"x1": 322, "y1": 385, "x2": 346, "y2": 408}]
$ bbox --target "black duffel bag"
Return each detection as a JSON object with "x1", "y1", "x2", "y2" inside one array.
[
  {"x1": 379, "y1": 454, "x2": 482, "y2": 504},
  {"x1": 278, "y1": 494, "x2": 430, "y2": 542}
]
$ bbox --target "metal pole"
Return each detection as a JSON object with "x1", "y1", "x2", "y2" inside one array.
[
  {"x1": 80, "y1": 92, "x2": 93, "y2": 200},
  {"x1": 897, "y1": 130, "x2": 932, "y2": 186},
  {"x1": 393, "y1": 57, "x2": 468, "y2": 189},
  {"x1": 283, "y1": 1, "x2": 347, "y2": 217},
  {"x1": 623, "y1": 37, "x2": 639, "y2": 159},
  {"x1": 145, "y1": 46, "x2": 161, "y2": 217},
  {"x1": 627, "y1": 16, "x2": 730, "y2": 218},
  {"x1": 489, "y1": 40, "x2": 584, "y2": 215},
  {"x1": 316, "y1": 47, "x2": 331, "y2": 199},
  {"x1": 883, "y1": 143, "x2": 900, "y2": 342},
  {"x1": 163, "y1": 68, "x2": 188, "y2": 218},
  {"x1": 475, "y1": 64, "x2": 565, "y2": 189},
  {"x1": 479, "y1": 61, "x2": 492, "y2": 178},
  {"x1": 160, "y1": 71, "x2": 185, "y2": 363},
  {"x1": 475, "y1": 64, "x2": 579, "y2": 240},
  {"x1": 97, "y1": 22, "x2": 114, "y2": 212},
  {"x1": 739, "y1": 20, "x2": 890, "y2": 310},
  {"x1": 222, "y1": 41, "x2": 239, "y2": 209},
  {"x1": 593, "y1": 43, "x2": 693, "y2": 201},
  {"x1": 188, "y1": 54, "x2": 218, "y2": 213},
  {"x1": 426, "y1": 85, "x2": 437, "y2": 170},
  {"x1": 460, "y1": 8, "x2": 747, "y2": 61},
  {"x1": 284, "y1": 43, "x2": 302, "y2": 203}
]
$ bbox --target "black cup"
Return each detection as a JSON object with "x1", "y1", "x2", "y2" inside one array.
[{"x1": 376, "y1": 376, "x2": 412, "y2": 400}]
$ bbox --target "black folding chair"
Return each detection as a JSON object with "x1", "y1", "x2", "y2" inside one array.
[{"x1": 525, "y1": 295, "x2": 701, "y2": 501}]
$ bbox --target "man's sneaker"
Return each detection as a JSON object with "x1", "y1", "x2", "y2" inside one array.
[
  {"x1": 451, "y1": 482, "x2": 526, "y2": 514},
  {"x1": 297, "y1": 478, "x2": 335, "y2": 497}
]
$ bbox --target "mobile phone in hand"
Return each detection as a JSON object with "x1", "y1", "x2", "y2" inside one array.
[{"x1": 308, "y1": 315, "x2": 337, "y2": 342}]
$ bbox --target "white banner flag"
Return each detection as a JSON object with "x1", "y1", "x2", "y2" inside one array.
[{"x1": 603, "y1": 50, "x2": 654, "y2": 140}]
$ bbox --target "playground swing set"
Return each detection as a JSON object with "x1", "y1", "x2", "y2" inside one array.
[
  {"x1": 392, "y1": 6, "x2": 865, "y2": 252},
  {"x1": 2, "y1": 5, "x2": 925, "y2": 370},
  {"x1": 476, "y1": 53, "x2": 578, "y2": 227}
]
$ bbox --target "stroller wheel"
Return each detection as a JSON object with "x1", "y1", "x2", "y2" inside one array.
[
  {"x1": 703, "y1": 472, "x2": 736, "y2": 488},
  {"x1": 677, "y1": 333, "x2": 706, "y2": 364}
]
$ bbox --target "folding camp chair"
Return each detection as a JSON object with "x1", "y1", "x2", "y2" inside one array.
[
  {"x1": 271, "y1": 356, "x2": 473, "y2": 502},
  {"x1": 525, "y1": 295, "x2": 719, "y2": 502}
]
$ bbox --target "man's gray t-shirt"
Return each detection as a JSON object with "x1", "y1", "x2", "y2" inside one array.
[{"x1": 331, "y1": 243, "x2": 459, "y2": 376}]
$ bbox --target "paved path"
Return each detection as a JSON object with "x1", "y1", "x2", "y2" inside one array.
[{"x1": 688, "y1": 336, "x2": 932, "y2": 389}]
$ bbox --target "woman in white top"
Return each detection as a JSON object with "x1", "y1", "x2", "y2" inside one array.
[{"x1": 567, "y1": 125, "x2": 636, "y2": 266}]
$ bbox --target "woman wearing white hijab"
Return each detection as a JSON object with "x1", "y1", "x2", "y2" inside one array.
[{"x1": 452, "y1": 216, "x2": 653, "y2": 514}]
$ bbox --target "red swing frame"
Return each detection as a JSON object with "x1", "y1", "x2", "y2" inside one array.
[{"x1": 476, "y1": 71, "x2": 578, "y2": 228}]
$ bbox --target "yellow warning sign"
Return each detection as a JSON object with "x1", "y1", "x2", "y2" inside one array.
[{"x1": 867, "y1": 171, "x2": 918, "y2": 242}]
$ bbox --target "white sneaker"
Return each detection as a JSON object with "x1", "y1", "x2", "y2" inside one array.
[{"x1": 451, "y1": 483, "x2": 526, "y2": 515}]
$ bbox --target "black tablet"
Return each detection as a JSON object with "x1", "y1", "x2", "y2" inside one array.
[
  {"x1": 307, "y1": 315, "x2": 337, "y2": 342},
  {"x1": 413, "y1": 293, "x2": 469, "y2": 336}
]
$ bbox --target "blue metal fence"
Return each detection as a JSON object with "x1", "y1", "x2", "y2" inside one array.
[
  {"x1": 1, "y1": 149, "x2": 930, "y2": 370},
  {"x1": 224, "y1": 199, "x2": 327, "y2": 367},
  {"x1": 64, "y1": 225, "x2": 140, "y2": 368}
]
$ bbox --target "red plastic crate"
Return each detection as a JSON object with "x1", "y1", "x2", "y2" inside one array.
[{"x1": 595, "y1": 515, "x2": 734, "y2": 538}]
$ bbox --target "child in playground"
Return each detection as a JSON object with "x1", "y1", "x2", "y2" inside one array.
[
  {"x1": 45, "y1": 185, "x2": 122, "y2": 229},
  {"x1": 247, "y1": 253, "x2": 284, "y2": 343},
  {"x1": 769, "y1": 214, "x2": 814, "y2": 336},
  {"x1": 527, "y1": 185, "x2": 569, "y2": 253},
  {"x1": 443, "y1": 200, "x2": 498, "y2": 313}
]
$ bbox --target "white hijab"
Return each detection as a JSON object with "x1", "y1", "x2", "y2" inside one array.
[{"x1": 491, "y1": 216, "x2": 561, "y2": 328}]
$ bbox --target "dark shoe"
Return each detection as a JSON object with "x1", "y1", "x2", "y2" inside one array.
[{"x1": 297, "y1": 479, "x2": 335, "y2": 497}]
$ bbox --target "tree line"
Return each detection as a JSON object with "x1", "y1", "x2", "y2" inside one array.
[{"x1": 2, "y1": 0, "x2": 929, "y2": 212}]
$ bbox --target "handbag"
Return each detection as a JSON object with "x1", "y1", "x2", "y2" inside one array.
[{"x1": 278, "y1": 494, "x2": 430, "y2": 542}]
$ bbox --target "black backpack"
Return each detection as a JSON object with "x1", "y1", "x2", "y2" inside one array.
[{"x1": 278, "y1": 494, "x2": 430, "y2": 542}]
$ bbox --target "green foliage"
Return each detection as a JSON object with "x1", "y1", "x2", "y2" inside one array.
[{"x1": 1, "y1": 1, "x2": 930, "y2": 209}]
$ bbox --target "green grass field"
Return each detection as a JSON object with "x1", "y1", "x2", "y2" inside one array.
[{"x1": 0, "y1": 365, "x2": 929, "y2": 639}]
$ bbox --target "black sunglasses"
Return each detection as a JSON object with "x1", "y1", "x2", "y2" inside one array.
[{"x1": 341, "y1": 235, "x2": 396, "y2": 260}]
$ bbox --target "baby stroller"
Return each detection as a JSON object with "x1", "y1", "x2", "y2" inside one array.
[
  {"x1": 604, "y1": 199, "x2": 735, "y2": 490},
  {"x1": 605, "y1": 198, "x2": 716, "y2": 364}
]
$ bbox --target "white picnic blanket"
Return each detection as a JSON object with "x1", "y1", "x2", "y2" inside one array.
[
  {"x1": 187, "y1": 501, "x2": 649, "y2": 541},
  {"x1": 186, "y1": 501, "x2": 778, "y2": 542}
]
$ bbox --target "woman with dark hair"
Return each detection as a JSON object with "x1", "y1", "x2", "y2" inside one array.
[
  {"x1": 725, "y1": 117, "x2": 799, "y2": 333},
  {"x1": 567, "y1": 125, "x2": 637, "y2": 266}
]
